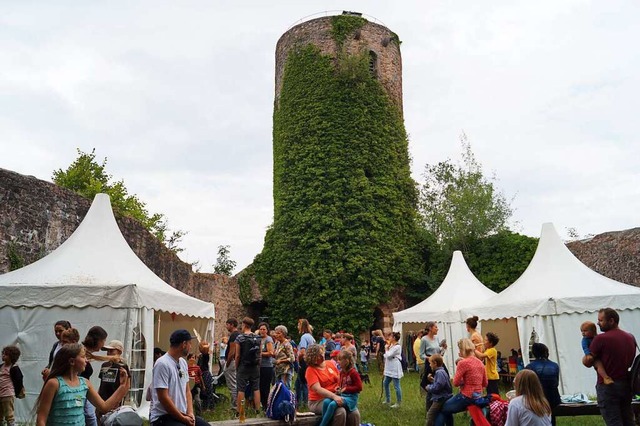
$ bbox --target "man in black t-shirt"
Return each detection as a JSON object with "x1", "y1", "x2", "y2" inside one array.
[
  {"x1": 97, "y1": 340, "x2": 130, "y2": 417},
  {"x1": 224, "y1": 318, "x2": 240, "y2": 411},
  {"x1": 234, "y1": 317, "x2": 261, "y2": 412}
]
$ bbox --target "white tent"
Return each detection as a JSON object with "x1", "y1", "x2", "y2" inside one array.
[
  {"x1": 393, "y1": 251, "x2": 497, "y2": 373},
  {"x1": 466, "y1": 222, "x2": 640, "y2": 394},
  {"x1": 0, "y1": 194, "x2": 215, "y2": 421}
]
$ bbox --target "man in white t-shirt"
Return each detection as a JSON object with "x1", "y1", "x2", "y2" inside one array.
[{"x1": 150, "y1": 329, "x2": 209, "y2": 426}]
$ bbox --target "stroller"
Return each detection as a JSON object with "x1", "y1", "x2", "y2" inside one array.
[{"x1": 199, "y1": 364, "x2": 228, "y2": 411}]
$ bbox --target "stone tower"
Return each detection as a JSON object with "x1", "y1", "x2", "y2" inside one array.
[
  {"x1": 275, "y1": 13, "x2": 403, "y2": 110},
  {"x1": 254, "y1": 13, "x2": 422, "y2": 333}
]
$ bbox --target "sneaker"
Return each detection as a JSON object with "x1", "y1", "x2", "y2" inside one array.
[
  {"x1": 382, "y1": 401, "x2": 390, "y2": 405},
  {"x1": 391, "y1": 403, "x2": 401, "y2": 408}
]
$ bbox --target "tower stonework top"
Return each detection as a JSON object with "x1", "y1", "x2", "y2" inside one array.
[{"x1": 275, "y1": 14, "x2": 403, "y2": 110}]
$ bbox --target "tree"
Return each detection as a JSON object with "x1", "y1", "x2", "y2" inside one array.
[
  {"x1": 213, "y1": 245, "x2": 236, "y2": 276},
  {"x1": 419, "y1": 133, "x2": 513, "y2": 251},
  {"x1": 53, "y1": 148, "x2": 184, "y2": 252}
]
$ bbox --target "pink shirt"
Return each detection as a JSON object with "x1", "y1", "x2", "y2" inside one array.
[
  {"x1": 0, "y1": 364, "x2": 14, "y2": 398},
  {"x1": 453, "y1": 356, "x2": 487, "y2": 398}
]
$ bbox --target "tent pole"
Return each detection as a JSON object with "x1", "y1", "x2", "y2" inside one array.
[{"x1": 549, "y1": 314, "x2": 565, "y2": 393}]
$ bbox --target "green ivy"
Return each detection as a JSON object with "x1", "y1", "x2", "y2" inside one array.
[
  {"x1": 254, "y1": 44, "x2": 423, "y2": 333},
  {"x1": 7, "y1": 242, "x2": 24, "y2": 271},
  {"x1": 330, "y1": 15, "x2": 367, "y2": 47},
  {"x1": 236, "y1": 264, "x2": 254, "y2": 306}
]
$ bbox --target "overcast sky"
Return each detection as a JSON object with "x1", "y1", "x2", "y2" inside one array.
[{"x1": 2, "y1": 1, "x2": 639, "y2": 273}]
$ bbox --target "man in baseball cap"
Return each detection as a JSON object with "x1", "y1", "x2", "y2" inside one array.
[
  {"x1": 150, "y1": 330, "x2": 207, "y2": 426},
  {"x1": 97, "y1": 340, "x2": 129, "y2": 417}
]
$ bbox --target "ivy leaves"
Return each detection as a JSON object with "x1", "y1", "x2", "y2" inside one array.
[{"x1": 254, "y1": 45, "x2": 422, "y2": 333}]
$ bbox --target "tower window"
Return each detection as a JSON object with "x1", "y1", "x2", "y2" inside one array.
[{"x1": 369, "y1": 51, "x2": 378, "y2": 78}]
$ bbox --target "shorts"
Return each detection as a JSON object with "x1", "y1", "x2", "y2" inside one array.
[{"x1": 236, "y1": 366, "x2": 260, "y2": 393}]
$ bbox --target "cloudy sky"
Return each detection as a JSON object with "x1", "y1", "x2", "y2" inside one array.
[{"x1": 2, "y1": 1, "x2": 638, "y2": 273}]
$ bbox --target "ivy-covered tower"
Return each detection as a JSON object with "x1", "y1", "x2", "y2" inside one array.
[{"x1": 254, "y1": 13, "x2": 423, "y2": 333}]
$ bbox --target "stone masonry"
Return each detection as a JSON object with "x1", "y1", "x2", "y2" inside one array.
[
  {"x1": 0, "y1": 167, "x2": 252, "y2": 344},
  {"x1": 275, "y1": 15, "x2": 403, "y2": 111},
  {"x1": 2, "y1": 167, "x2": 639, "y2": 340}
]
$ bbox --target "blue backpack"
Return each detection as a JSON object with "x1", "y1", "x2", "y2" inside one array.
[{"x1": 266, "y1": 380, "x2": 296, "y2": 423}]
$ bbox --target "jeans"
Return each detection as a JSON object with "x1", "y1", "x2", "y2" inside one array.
[
  {"x1": 309, "y1": 399, "x2": 360, "y2": 426},
  {"x1": 277, "y1": 372, "x2": 293, "y2": 389},
  {"x1": 383, "y1": 376, "x2": 402, "y2": 404},
  {"x1": 596, "y1": 380, "x2": 634, "y2": 426},
  {"x1": 295, "y1": 374, "x2": 308, "y2": 407},
  {"x1": 260, "y1": 366, "x2": 274, "y2": 409},
  {"x1": 84, "y1": 399, "x2": 98, "y2": 426},
  {"x1": 435, "y1": 393, "x2": 475, "y2": 426}
]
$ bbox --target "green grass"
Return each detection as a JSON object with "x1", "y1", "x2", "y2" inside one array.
[{"x1": 199, "y1": 365, "x2": 605, "y2": 425}]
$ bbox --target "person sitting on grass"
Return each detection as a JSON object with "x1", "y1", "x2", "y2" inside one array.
[
  {"x1": 505, "y1": 369, "x2": 552, "y2": 426},
  {"x1": 319, "y1": 350, "x2": 362, "y2": 426},
  {"x1": 474, "y1": 332, "x2": 500, "y2": 396},
  {"x1": 422, "y1": 354, "x2": 452, "y2": 426}
]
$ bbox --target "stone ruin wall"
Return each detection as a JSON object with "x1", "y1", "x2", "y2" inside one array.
[
  {"x1": 275, "y1": 16, "x2": 403, "y2": 111},
  {"x1": 0, "y1": 168, "x2": 252, "y2": 344},
  {"x1": 2, "y1": 168, "x2": 640, "y2": 341}
]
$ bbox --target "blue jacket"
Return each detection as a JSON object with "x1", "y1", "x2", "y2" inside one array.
[
  {"x1": 426, "y1": 367, "x2": 453, "y2": 401},
  {"x1": 526, "y1": 359, "x2": 561, "y2": 407}
]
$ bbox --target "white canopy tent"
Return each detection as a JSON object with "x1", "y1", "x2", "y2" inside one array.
[
  {"x1": 0, "y1": 194, "x2": 215, "y2": 422},
  {"x1": 465, "y1": 222, "x2": 640, "y2": 394},
  {"x1": 393, "y1": 250, "x2": 497, "y2": 374}
]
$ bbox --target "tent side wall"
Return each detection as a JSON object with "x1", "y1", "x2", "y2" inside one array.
[
  {"x1": 0, "y1": 305, "x2": 136, "y2": 423},
  {"x1": 516, "y1": 310, "x2": 640, "y2": 394}
]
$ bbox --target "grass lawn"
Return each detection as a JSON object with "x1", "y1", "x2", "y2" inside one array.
[{"x1": 200, "y1": 365, "x2": 605, "y2": 425}]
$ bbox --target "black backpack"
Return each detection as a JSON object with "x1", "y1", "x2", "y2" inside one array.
[{"x1": 237, "y1": 333, "x2": 261, "y2": 366}]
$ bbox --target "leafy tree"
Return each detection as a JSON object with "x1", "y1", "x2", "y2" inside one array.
[
  {"x1": 213, "y1": 245, "x2": 236, "y2": 276},
  {"x1": 254, "y1": 19, "x2": 423, "y2": 334},
  {"x1": 53, "y1": 148, "x2": 184, "y2": 251},
  {"x1": 419, "y1": 134, "x2": 512, "y2": 252}
]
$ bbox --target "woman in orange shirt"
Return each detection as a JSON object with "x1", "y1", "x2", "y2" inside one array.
[{"x1": 305, "y1": 344, "x2": 360, "y2": 426}]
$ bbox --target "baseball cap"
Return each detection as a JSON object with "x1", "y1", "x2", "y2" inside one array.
[
  {"x1": 170, "y1": 329, "x2": 197, "y2": 345},
  {"x1": 102, "y1": 340, "x2": 124, "y2": 353}
]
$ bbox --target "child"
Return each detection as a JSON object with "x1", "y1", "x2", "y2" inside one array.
[
  {"x1": 422, "y1": 354, "x2": 452, "y2": 426},
  {"x1": 219, "y1": 337, "x2": 228, "y2": 373},
  {"x1": 359, "y1": 345, "x2": 369, "y2": 373},
  {"x1": 581, "y1": 321, "x2": 613, "y2": 384},
  {"x1": 187, "y1": 353, "x2": 205, "y2": 397},
  {"x1": 36, "y1": 343, "x2": 130, "y2": 426},
  {"x1": 1, "y1": 346, "x2": 24, "y2": 426},
  {"x1": 330, "y1": 350, "x2": 341, "y2": 371},
  {"x1": 475, "y1": 332, "x2": 500, "y2": 396},
  {"x1": 319, "y1": 351, "x2": 362, "y2": 426}
]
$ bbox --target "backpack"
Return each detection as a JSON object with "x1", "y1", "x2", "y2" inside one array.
[
  {"x1": 237, "y1": 333, "x2": 261, "y2": 367},
  {"x1": 630, "y1": 341, "x2": 640, "y2": 394},
  {"x1": 266, "y1": 379, "x2": 296, "y2": 423}
]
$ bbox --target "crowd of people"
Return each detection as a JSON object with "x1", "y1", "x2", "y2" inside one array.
[{"x1": 0, "y1": 306, "x2": 636, "y2": 425}]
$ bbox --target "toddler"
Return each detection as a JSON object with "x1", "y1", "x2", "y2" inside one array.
[
  {"x1": 581, "y1": 321, "x2": 613, "y2": 384},
  {"x1": 359, "y1": 345, "x2": 369, "y2": 373},
  {"x1": 319, "y1": 351, "x2": 362, "y2": 426},
  {"x1": 422, "y1": 354, "x2": 452, "y2": 426},
  {"x1": 1, "y1": 346, "x2": 24, "y2": 426}
]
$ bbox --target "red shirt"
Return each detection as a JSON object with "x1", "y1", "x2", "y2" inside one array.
[
  {"x1": 339, "y1": 367, "x2": 362, "y2": 394},
  {"x1": 188, "y1": 364, "x2": 202, "y2": 384},
  {"x1": 453, "y1": 356, "x2": 487, "y2": 397},
  {"x1": 306, "y1": 363, "x2": 340, "y2": 401},
  {"x1": 590, "y1": 328, "x2": 635, "y2": 384}
]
